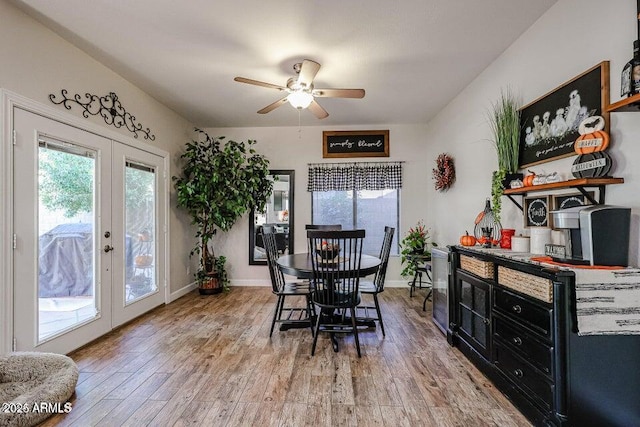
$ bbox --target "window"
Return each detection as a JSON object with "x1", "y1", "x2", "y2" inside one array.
[
  {"x1": 312, "y1": 189, "x2": 399, "y2": 255},
  {"x1": 307, "y1": 161, "x2": 402, "y2": 256}
]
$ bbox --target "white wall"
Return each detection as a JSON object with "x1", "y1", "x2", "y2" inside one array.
[
  {"x1": 208, "y1": 0, "x2": 640, "y2": 285},
  {"x1": 0, "y1": 0, "x2": 197, "y2": 294},
  {"x1": 424, "y1": 0, "x2": 640, "y2": 266},
  {"x1": 204, "y1": 124, "x2": 429, "y2": 285}
]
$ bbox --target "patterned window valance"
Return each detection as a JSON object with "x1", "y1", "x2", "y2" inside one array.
[{"x1": 307, "y1": 162, "x2": 403, "y2": 192}]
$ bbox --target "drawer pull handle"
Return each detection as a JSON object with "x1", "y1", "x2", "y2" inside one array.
[
  {"x1": 512, "y1": 337, "x2": 523, "y2": 346},
  {"x1": 512, "y1": 304, "x2": 522, "y2": 313},
  {"x1": 483, "y1": 318, "x2": 490, "y2": 325},
  {"x1": 514, "y1": 369, "x2": 524, "y2": 378}
]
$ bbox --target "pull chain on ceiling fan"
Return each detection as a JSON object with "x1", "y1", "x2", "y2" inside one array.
[{"x1": 234, "y1": 59, "x2": 365, "y2": 119}]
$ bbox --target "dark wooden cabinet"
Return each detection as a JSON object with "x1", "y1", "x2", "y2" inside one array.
[
  {"x1": 454, "y1": 270, "x2": 491, "y2": 359},
  {"x1": 450, "y1": 247, "x2": 640, "y2": 427}
]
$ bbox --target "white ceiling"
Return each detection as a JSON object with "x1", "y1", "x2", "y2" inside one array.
[{"x1": 13, "y1": 0, "x2": 557, "y2": 128}]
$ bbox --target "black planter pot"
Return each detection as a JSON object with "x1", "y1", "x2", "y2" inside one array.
[
  {"x1": 502, "y1": 172, "x2": 524, "y2": 189},
  {"x1": 199, "y1": 287, "x2": 223, "y2": 295},
  {"x1": 198, "y1": 272, "x2": 223, "y2": 295}
]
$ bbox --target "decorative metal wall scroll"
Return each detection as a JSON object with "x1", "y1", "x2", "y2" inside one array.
[{"x1": 49, "y1": 90, "x2": 155, "y2": 140}]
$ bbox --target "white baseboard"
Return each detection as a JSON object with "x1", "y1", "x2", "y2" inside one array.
[
  {"x1": 230, "y1": 279, "x2": 271, "y2": 287},
  {"x1": 169, "y1": 281, "x2": 197, "y2": 302}
]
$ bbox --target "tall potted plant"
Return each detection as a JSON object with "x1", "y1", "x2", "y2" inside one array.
[
  {"x1": 488, "y1": 89, "x2": 521, "y2": 221},
  {"x1": 173, "y1": 129, "x2": 273, "y2": 294}
]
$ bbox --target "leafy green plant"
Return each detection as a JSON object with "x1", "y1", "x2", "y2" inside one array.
[
  {"x1": 488, "y1": 88, "x2": 521, "y2": 221},
  {"x1": 173, "y1": 129, "x2": 273, "y2": 291},
  {"x1": 400, "y1": 221, "x2": 437, "y2": 278},
  {"x1": 491, "y1": 169, "x2": 507, "y2": 223}
]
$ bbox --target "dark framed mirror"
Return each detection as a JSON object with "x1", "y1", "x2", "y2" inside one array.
[{"x1": 249, "y1": 170, "x2": 294, "y2": 265}]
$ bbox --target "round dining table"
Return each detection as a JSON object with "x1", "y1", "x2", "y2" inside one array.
[
  {"x1": 276, "y1": 252, "x2": 382, "y2": 346},
  {"x1": 277, "y1": 253, "x2": 381, "y2": 279}
]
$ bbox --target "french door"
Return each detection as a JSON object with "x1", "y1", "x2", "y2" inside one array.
[{"x1": 12, "y1": 108, "x2": 166, "y2": 353}]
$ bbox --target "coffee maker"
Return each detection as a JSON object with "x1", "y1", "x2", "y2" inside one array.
[{"x1": 550, "y1": 205, "x2": 631, "y2": 266}]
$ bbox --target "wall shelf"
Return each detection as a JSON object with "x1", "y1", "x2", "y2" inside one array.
[
  {"x1": 503, "y1": 177, "x2": 624, "y2": 211},
  {"x1": 606, "y1": 93, "x2": 640, "y2": 112}
]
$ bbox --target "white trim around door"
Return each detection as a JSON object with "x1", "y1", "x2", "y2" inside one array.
[{"x1": 0, "y1": 89, "x2": 171, "y2": 354}]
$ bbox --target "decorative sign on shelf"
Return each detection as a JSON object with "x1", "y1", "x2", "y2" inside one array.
[
  {"x1": 519, "y1": 61, "x2": 609, "y2": 168},
  {"x1": 49, "y1": 90, "x2": 156, "y2": 140},
  {"x1": 552, "y1": 192, "x2": 595, "y2": 211},
  {"x1": 571, "y1": 152, "x2": 612, "y2": 178},
  {"x1": 524, "y1": 195, "x2": 550, "y2": 227},
  {"x1": 571, "y1": 115, "x2": 612, "y2": 178},
  {"x1": 322, "y1": 130, "x2": 389, "y2": 158}
]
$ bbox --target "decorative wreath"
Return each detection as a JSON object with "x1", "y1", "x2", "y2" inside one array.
[{"x1": 432, "y1": 153, "x2": 455, "y2": 191}]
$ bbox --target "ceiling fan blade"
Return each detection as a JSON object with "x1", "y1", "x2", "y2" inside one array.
[
  {"x1": 297, "y1": 59, "x2": 321, "y2": 87},
  {"x1": 313, "y1": 88, "x2": 365, "y2": 98},
  {"x1": 308, "y1": 100, "x2": 329, "y2": 119},
  {"x1": 234, "y1": 77, "x2": 286, "y2": 91},
  {"x1": 257, "y1": 97, "x2": 288, "y2": 114}
]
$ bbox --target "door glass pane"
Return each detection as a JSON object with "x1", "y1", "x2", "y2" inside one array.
[
  {"x1": 474, "y1": 286, "x2": 487, "y2": 315},
  {"x1": 125, "y1": 162, "x2": 157, "y2": 303},
  {"x1": 461, "y1": 280, "x2": 472, "y2": 307},
  {"x1": 473, "y1": 315, "x2": 487, "y2": 347},
  {"x1": 38, "y1": 141, "x2": 98, "y2": 341},
  {"x1": 461, "y1": 307, "x2": 472, "y2": 334}
]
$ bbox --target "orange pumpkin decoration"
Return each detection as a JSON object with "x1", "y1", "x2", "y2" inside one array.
[
  {"x1": 574, "y1": 130, "x2": 610, "y2": 154},
  {"x1": 460, "y1": 231, "x2": 477, "y2": 246},
  {"x1": 523, "y1": 172, "x2": 536, "y2": 187}
]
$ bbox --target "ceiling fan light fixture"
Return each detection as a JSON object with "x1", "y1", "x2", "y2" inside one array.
[{"x1": 287, "y1": 90, "x2": 314, "y2": 109}]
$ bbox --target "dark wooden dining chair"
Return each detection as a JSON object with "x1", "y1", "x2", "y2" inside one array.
[
  {"x1": 305, "y1": 224, "x2": 343, "y2": 230},
  {"x1": 307, "y1": 229, "x2": 365, "y2": 357},
  {"x1": 305, "y1": 224, "x2": 342, "y2": 253},
  {"x1": 263, "y1": 225, "x2": 315, "y2": 337},
  {"x1": 356, "y1": 226, "x2": 395, "y2": 336}
]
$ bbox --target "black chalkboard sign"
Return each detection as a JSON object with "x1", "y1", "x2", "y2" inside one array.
[
  {"x1": 323, "y1": 130, "x2": 389, "y2": 158},
  {"x1": 524, "y1": 195, "x2": 550, "y2": 227},
  {"x1": 519, "y1": 61, "x2": 609, "y2": 168}
]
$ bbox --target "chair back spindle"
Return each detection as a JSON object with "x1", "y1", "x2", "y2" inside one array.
[
  {"x1": 262, "y1": 225, "x2": 286, "y2": 293},
  {"x1": 373, "y1": 226, "x2": 395, "y2": 292}
]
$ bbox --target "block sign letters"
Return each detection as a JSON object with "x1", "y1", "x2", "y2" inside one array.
[{"x1": 322, "y1": 130, "x2": 389, "y2": 158}]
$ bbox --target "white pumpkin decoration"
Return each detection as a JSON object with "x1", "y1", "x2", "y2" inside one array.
[{"x1": 578, "y1": 115, "x2": 605, "y2": 135}]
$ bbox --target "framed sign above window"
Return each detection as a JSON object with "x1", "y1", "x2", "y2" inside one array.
[{"x1": 322, "y1": 130, "x2": 389, "y2": 158}]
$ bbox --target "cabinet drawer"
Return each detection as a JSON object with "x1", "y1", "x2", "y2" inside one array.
[
  {"x1": 494, "y1": 287, "x2": 552, "y2": 339},
  {"x1": 494, "y1": 342, "x2": 554, "y2": 410},
  {"x1": 494, "y1": 315, "x2": 552, "y2": 376}
]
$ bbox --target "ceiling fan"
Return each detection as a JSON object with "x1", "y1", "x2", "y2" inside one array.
[{"x1": 234, "y1": 59, "x2": 365, "y2": 119}]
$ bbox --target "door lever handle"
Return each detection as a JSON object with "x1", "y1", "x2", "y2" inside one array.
[{"x1": 104, "y1": 245, "x2": 114, "y2": 253}]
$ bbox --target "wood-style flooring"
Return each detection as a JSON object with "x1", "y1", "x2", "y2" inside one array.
[{"x1": 42, "y1": 287, "x2": 531, "y2": 426}]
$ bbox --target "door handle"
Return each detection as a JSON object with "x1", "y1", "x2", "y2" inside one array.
[{"x1": 104, "y1": 245, "x2": 114, "y2": 253}]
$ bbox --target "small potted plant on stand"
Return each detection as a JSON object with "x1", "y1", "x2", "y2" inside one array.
[
  {"x1": 400, "y1": 220, "x2": 437, "y2": 279},
  {"x1": 173, "y1": 129, "x2": 273, "y2": 294},
  {"x1": 488, "y1": 88, "x2": 521, "y2": 222}
]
